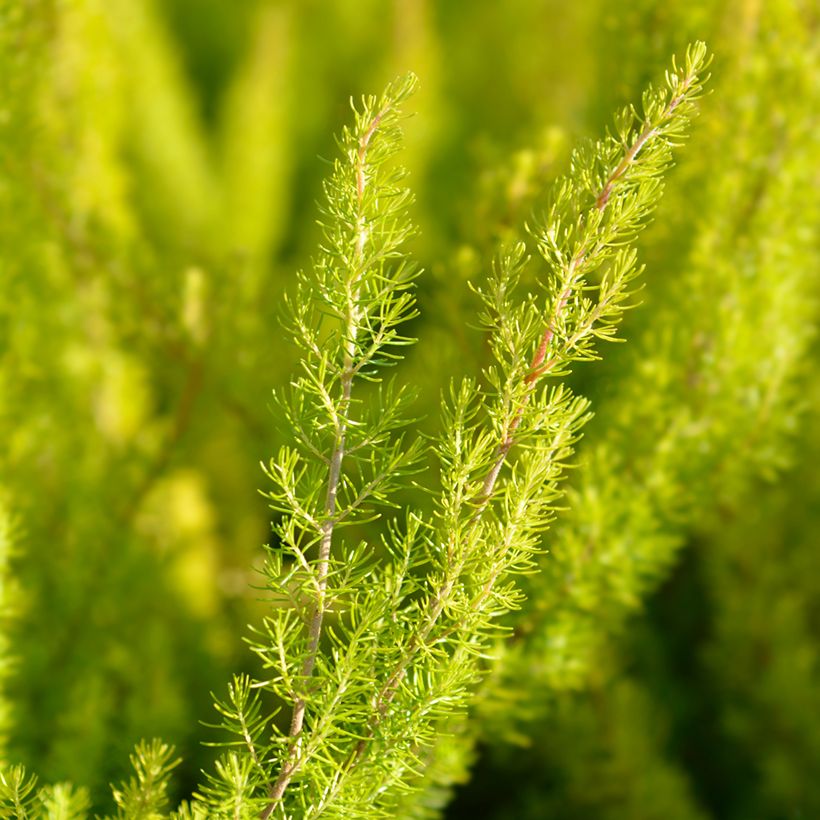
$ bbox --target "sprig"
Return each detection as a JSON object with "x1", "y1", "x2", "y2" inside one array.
[
  {"x1": 199, "y1": 73, "x2": 423, "y2": 817},
  {"x1": 185, "y1": 42, "x2": 714, "y2": 818},
  {"x1": 111, "y1": 740, "x2": 180, "y2": 819},
  {"x1": 0, "y1": 764, "x2": 38, "y2": 818},
  {"x1": 218, "y1": 43, "x2": 710, "y2": 817}
]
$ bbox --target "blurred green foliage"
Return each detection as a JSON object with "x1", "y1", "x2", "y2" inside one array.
[{"x1": 0, "y1": 0, "x2": 817, "y2": 816}]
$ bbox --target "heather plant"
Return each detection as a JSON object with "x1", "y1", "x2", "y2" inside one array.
[
  {"x1": 1, "y1": 1, "x2": 818, "y2": 818},
  {"x1": 1, "y1": 34, "x2": 711, "y2": 816}
]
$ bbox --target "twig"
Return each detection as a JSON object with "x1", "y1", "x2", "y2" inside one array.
[{"x1": 261, "y1": 98, "x2": 393, "y2": 819}]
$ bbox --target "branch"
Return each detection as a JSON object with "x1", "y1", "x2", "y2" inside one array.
[{"x1": 261, "y1": 97, "x2": 395, "y2": 818}]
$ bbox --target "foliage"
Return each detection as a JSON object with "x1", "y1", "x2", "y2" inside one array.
[{"x1": 0, "y1": 1, "x2": 817, "y2": 818}]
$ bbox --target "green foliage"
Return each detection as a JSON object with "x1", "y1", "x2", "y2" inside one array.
[
  {"x1": 112, "y1": 741, "x2": 181, "y2": 819},
  {"x1": 36, "y1": 783, "x2": 92, "y2": 820},
  {"x1": 0, "y1": 1, "x2": 817, "y2": 818},
  {"x1": 0, "y1": 765, "x2": 38, "y2": 819},
  {"x1": 482, "y1": 0, "x2": 818, "y2": 721},
  {"x1": 188, "y1": 45, "x2": 709, "y2": 818},
  {"x1": 445, "y1": 1, "x2": 820, "y2": 815}
]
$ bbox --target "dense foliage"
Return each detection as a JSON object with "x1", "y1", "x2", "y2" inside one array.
[{"x1": 0, "y1": 1, "x2": 817, "y2": 818}]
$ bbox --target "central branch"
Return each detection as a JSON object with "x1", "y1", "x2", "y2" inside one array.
[{"x1": 261, "y1": 101, "x2": 391, "y2": 818}]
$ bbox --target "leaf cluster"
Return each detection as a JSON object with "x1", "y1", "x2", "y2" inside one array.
[{"x1": 196, "y1": 44, "x2": 711, "y2": 818}]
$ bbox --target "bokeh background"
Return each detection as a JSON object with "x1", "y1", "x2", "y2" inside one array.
[{"x1": 0, "y1": 0, "x2": 818, "y2": 816}]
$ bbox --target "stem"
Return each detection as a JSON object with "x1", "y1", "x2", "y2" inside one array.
[
  {"x1": 479, "y1": 73, "x2": 697, "y2": 503},
  {"x1": 476, "y1": 281, "x2": 573, "y2": 512},
  {"x1": 596, "y1": 74, "x2": 695, "y2": 209},
  {"x1": 261, "y1": 100, "x2": 391, "y2": 819}
]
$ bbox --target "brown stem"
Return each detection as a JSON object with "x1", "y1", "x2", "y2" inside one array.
[
  {"x1": 483, "y1": 74, "x2": 697, "y2": 501},
  {"x1": 261, "y1": 381, "x2": 350, "y2": 816},
  {"x1": 596, "y1": 77, "x2": 695, "y2": 210}
]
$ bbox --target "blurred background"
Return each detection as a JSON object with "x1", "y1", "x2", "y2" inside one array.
[{"x1": 0, "y1": 0, "x2": 818, "y2": 816}]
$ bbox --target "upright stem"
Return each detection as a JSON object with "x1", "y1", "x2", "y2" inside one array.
[
  {"x1": 479, "y1": 74, "x2": 695, "y2": 504},
  {"x1": 261, "y1": 102, "x2": 390, "y2": 819}
]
